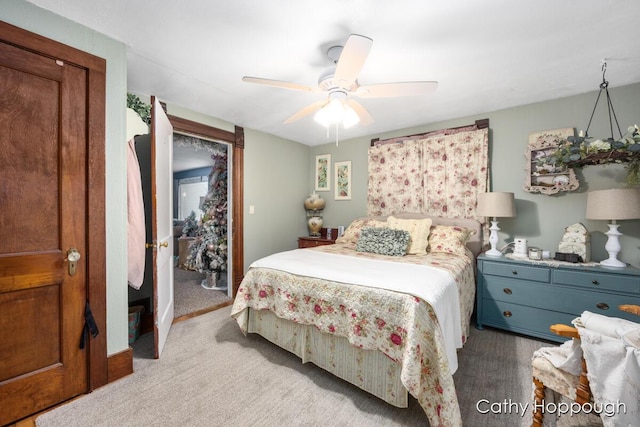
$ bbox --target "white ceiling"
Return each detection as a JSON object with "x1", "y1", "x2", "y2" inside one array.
[{"x1": 25, "y1": 0, "x2": 640, "y2": 146}]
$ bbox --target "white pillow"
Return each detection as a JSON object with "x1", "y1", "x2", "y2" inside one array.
[{"x1": 386, "y1": 215, "x2": 432, "y2": 255}]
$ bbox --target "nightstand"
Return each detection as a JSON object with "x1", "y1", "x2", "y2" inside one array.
[
  {"x1": 298, "y1": 236, "x2": 335, "y2": 248},
  {"x1": 298, "y1": 227, "x2": 336, "y2": 248},
  {"x1": 476, "y1": 254, "x2": 640, "y2": 342}
]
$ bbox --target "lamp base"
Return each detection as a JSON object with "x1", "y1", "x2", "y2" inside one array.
[
  {"x1": 485, "y1": 248, "x2": 503, "y2": 257},
  {"x1": 600, "y1": 258, "x2": 627, "y2": 268},
  {"x1": 600, "y1": 223, "x2": 626, "y2": 268},
  {"x1": 485, "y1": 220, "x2": 503, "y2": 257}
]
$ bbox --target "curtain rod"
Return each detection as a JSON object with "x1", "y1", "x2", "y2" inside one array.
[{"x1": 370, "y1": 118, "x2": 489, "y2": 147}]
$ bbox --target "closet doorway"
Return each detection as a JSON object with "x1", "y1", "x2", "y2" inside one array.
[
  {"x1": 172, "y1": 133, "x2": 232, "y2": 319},
  {"x1": 129, "y1": 115, "x2": 243, "y2": 329}
]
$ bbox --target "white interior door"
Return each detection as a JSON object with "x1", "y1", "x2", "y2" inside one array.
[{"x1": 151, "y1": 96, "x2": 174, "y2": 358}]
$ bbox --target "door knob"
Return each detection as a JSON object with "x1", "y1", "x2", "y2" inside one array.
[
  {"x1": 146, "y1": 241, "x2": 169, "y2": 249},
  {"x1": 66, "y1": 248, "x2": 81, "y2": 276}
]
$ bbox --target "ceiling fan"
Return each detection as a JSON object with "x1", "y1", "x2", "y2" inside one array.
[{"x1": 242, "y1": 34, "x2": 438, "y2": 127}]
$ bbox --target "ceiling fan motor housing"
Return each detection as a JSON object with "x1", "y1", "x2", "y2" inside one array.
[{"x1": 318, "y1": 67, "x2": 356, "y2": 92}]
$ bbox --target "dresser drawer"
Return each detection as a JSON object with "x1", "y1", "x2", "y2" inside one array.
[
  {"x1": 480, "y1": 299, "x2": 575, "y2": 343},
  {"x1": 484, "y1": 276, "x2": 640, "y2": 320},
  {"x1": 481, "y1": 261, "x2": 550, "y2": 283},
  {"x1": 483, "y1": 276, "x2": 550, "y2": 306},
  {"x1": 554, "y1": 269, "x2": 640, "y2": 294},
  {"x1": 553, "y1": 288, "x2": 640, "y2": 321}
]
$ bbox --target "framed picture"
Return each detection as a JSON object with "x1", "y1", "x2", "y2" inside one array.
[
  {"x1": 334, "y1": 161, "x2": 352, "y2": 200},
  {"x1": 315, "y1": 154, "x2": 330, "y2": 192}
]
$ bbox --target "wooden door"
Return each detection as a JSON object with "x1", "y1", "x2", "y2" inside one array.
[
  {"x1": 0, "y1": 37, "x2": 89, "y2": 423},
  {"x1": 150, "y1": 97, "x2": 174, "y2": 358}
]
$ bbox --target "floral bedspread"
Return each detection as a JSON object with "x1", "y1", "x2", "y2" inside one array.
[{"x1": 231, "y1": 244, "x2": 475, "y2": 427}]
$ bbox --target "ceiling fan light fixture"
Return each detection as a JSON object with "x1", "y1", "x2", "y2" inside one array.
[
  {"x1": 342, "y1": 105, "x2": 360, "y2": 128},
  {"x1": 313, "y1": 100, "x2": 338, "y2": 127},
  {"x1": 313, "y1": 97, "x2": 360, "y2": 129}
]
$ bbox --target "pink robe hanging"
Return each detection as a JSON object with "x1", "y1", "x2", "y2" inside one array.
[{"x1": 127, "y1": 137, "x2": 146, "y2": 289}]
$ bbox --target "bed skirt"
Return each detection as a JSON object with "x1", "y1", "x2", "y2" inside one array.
[{"x1": 248, "y1": 307, "x2": 408, "y2": 408}]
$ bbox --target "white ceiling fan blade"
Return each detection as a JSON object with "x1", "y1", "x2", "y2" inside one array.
[
  {"x1": 242, "y1": 76, "x2": 320, "y2": 93},
  {"x1": 334, "y1": 34, "x2": 373, "y2": 89},
  {"x1": 283, "y1": 99, "x2": 328, "y2": 124},
  {"x1": 345, "y1": 99, "x2": 374, "y2": 126},
  {"x1": 356, "y1": 81, "x2": 438, "y2": 98}
]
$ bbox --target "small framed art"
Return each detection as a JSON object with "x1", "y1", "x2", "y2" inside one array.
[
  {"x1": 334, "y1": 160, "x2": 352, "y2": 200},
  {"x1": 315, "y1": 154, "x2": 330, "y2": 192}
]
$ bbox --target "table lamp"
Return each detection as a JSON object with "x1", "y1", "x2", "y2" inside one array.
[
  {"x1": 586, "y1": 188, "x2": 640, "y2": 268},
  {"x1": 477, "y1": 192, "x2": 516, "y2": 257}
]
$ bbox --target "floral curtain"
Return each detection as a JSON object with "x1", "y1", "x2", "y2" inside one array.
[
  {"x1": 367, "y1": 139, "x2": 423, "y2": 214},
  {"x1": 367, "y1": 125, "x2": 489, "y2": 223}
]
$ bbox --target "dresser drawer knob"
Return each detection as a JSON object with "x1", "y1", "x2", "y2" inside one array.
[
  {"x1": 596, "y1": 303, "x2": 609, "y2": 310},
  {"x1": 503, "y1": 311, "x2": 512, "y2": 318},
  {"x1": 503, "y1": 288, "x2": 512, "y2": 295},
  {"x1": 592, "y1": 279, "x2": 599, "y2": 285},
  {"x1": 511, "y1": 270, "x2": 518, "y2": 275}
]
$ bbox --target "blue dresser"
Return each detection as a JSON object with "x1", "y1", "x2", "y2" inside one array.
[{"x1": 476, "y1": 254, "x2": 640, "y2": 342}]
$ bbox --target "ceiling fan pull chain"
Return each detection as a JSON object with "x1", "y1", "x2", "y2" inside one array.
[{"x1": 335, "y1": 122, "x2": 339, "y2": 146}]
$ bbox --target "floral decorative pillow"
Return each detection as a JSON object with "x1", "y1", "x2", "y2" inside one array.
[
  {"x1": 355, "y1": 227, "x2": 410, "y2": 257},
  {"x1": 335, "y1": 218, "x2": 387, "y2": 245},
  {"x1": 428, "y1": 225, "x2": 474, "y2": 256},
  {"x1": 386, "y1": 215, "x2": 432, "y2": 255}
]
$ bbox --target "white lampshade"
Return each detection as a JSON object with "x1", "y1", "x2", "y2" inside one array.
[
  {"x1": 586, "y1": 188, "x2": 640, "y2": 220},
  {"x1": 476, "y1": 192, "x2": 516, "y2": 218}
]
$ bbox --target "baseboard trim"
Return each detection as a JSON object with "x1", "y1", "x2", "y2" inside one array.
[
  {"x1": 107, "y1": 347, "x2": 133, "y2": 383},
  {"x1": 173, "y1": 299, "x2": 233, "y2": 324}
]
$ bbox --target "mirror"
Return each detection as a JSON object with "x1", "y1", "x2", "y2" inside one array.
[{"x1": 523, "y1": 128, "x2": 579, "y2": 195}]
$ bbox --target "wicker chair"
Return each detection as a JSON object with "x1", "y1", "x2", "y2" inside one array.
[{"x1": 531, "y1": 305, "x2": 640, "y2": 427}]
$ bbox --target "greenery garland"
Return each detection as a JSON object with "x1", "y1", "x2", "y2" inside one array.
[
  {"x1": 544, "y1": 125, "x2": 640, "y2": 186},
  {"x1": 126, "y1": 93, "x2": 151, "y2": 125}
]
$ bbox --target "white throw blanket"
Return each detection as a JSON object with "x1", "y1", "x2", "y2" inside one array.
[
  {"x1": 576, "y1": 310, "x2": 639, "y2": 338},
  {"x1": 535, "y1": 338, "x2": 583, "y2": 376},
  {"x1": 575, "y1": 311, "x2": 640, "y2": 427},
  {"x1": 250, "y1": 248, "x2": 463, "y2": 373}
]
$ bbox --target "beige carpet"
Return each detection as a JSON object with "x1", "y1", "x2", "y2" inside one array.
[
  {"x1": 174, "y1": 267, "x2": 231, "y2": 318},
  {"x1": 36, "y1": 306, "x2": 575, "y2": 426}
]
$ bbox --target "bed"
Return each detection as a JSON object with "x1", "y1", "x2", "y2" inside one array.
[{"x1": 231, "y1": 213, "x2": 483, "y2": 426}]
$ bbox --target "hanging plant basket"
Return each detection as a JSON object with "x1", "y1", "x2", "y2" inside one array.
[{"x1": 566, "y1": 150, "x2": 640, "y2": 168}]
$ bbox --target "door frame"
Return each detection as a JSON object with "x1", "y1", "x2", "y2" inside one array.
[
  {"x1": 167, "y1": 115, "x2": 244, "y2": 297},
  {"x1": 0, "y1": 21, "x2": 108, "y2": 390}
]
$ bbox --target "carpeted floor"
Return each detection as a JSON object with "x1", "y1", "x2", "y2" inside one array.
[
  {"x1": 35, "y1": 306, "x2": 589, "y2": 427},
  {"x1": 173, "y1": 267, "x2": 231, "y2": 318}
]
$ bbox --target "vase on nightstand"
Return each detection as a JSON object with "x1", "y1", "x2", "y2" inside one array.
[
  {"x1": 304, "y1": 193, "x2": 325, "y2": 237},
  {"x1": 307, "y1": 215, "x2": 323, "y2": 237},
  {"x1": 304, "y1": 192, "x2": 326, "y2": 210}
]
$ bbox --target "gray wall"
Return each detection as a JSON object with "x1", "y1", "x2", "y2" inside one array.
[{"x1": 310, "y1": 82, "x2": 640, "y2": 268}]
